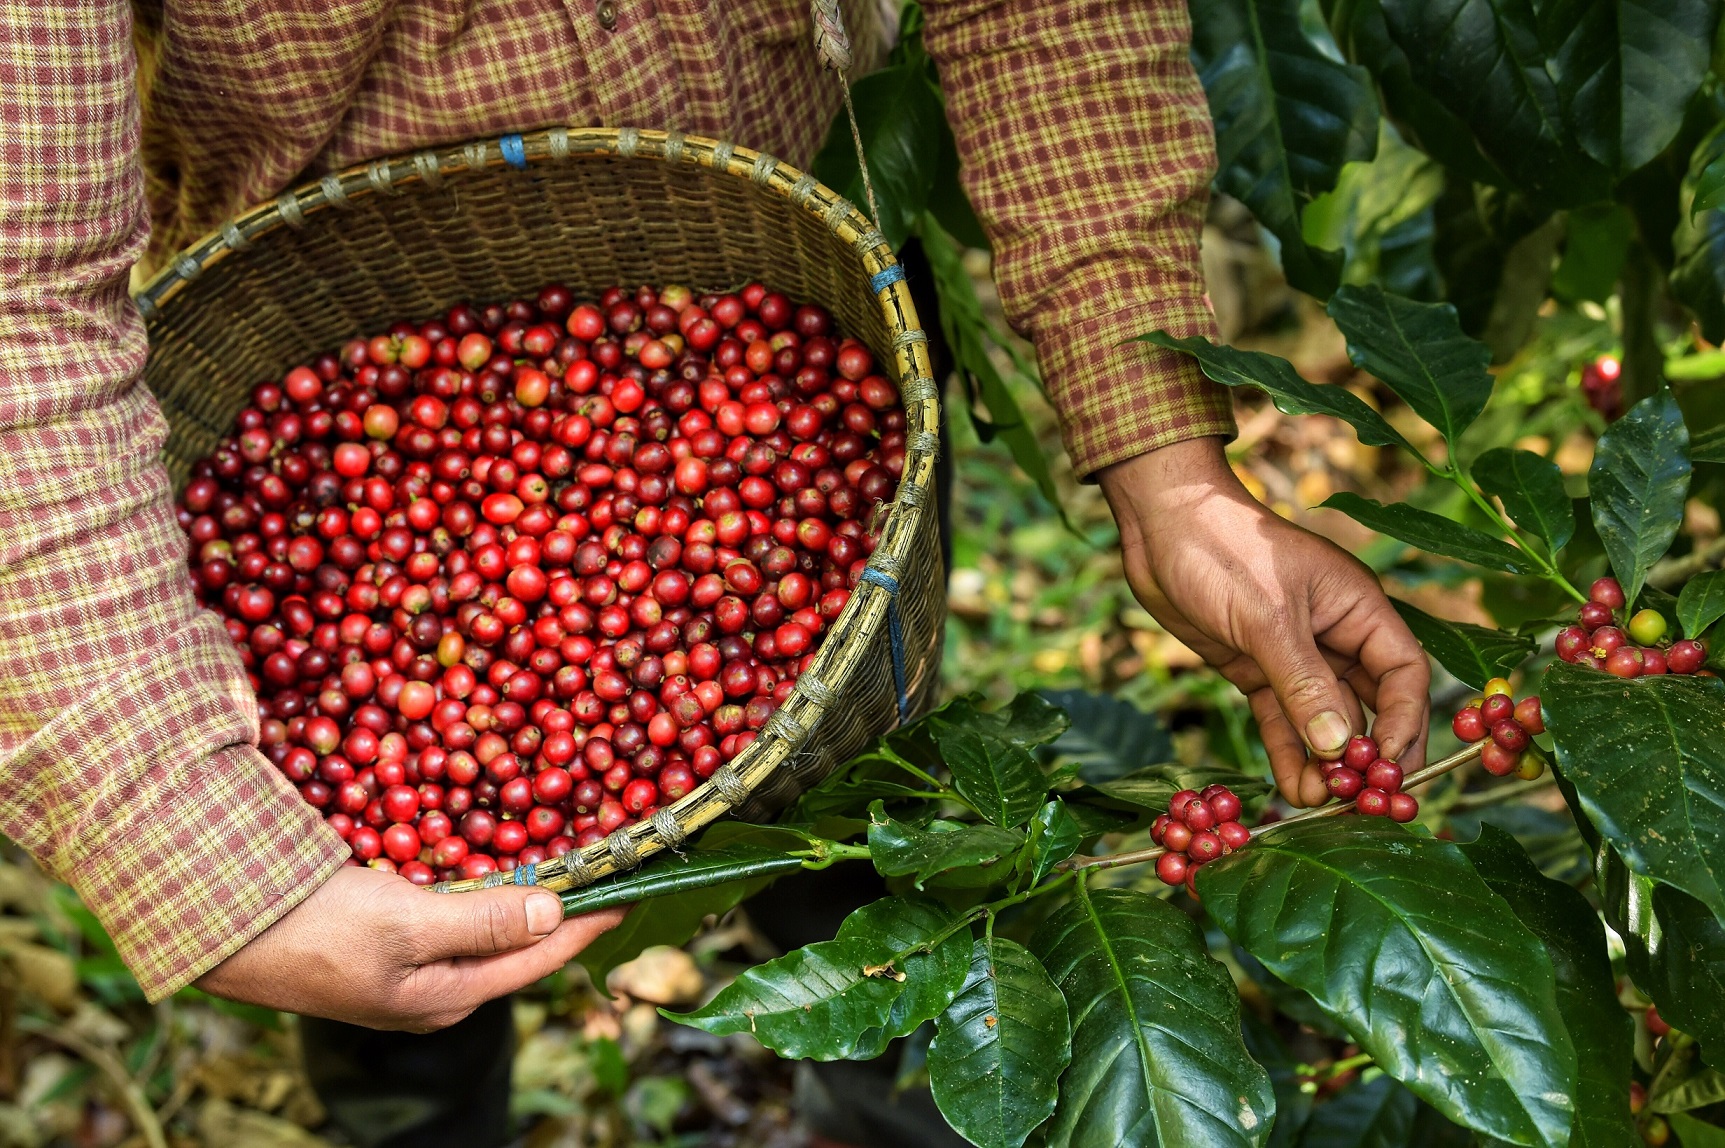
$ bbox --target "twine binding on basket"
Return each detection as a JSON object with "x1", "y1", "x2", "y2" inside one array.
[{"x1": 858, "y1": 566, "x2": 910, "y2": 723}]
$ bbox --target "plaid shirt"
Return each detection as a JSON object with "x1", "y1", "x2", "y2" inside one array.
[{"x1": 1, "y1": 0, "x2": 1229, "y2": 1000}]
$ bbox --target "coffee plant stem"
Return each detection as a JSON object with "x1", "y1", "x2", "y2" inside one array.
[
  {"x1": 1305, "y1": 1051, "x2": 1375, "y2": 1082},
  {"x1": 896, "y1": 870, "x2": 1077, "y2": 963},
  {"x1": 1060, "y1": 741, "x2": 1486, "y2": 874},
  {"x1": 1448, "y1": 467, "x2": 1586, "y2": 602},
  {"x1": 876, "y1": 750, "x2": 983, "y2": 816}
]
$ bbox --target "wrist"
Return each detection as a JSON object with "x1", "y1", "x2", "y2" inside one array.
[{"x1": 1097, "y1": 437, "x2": 1251, "y2": 538}]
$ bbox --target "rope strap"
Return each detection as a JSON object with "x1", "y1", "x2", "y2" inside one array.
[
  {"x1": 810, "y1": 1, "x2": 881, "y2": 229},
  {"x1": 869, "y1": 265, "x2": 905, "y2": 292},
  {"x1": 858, "y1": 566, "x2": 910, "y2": 724},
  {"x1": 512, "y1": 861, "x2": 538, "y2": 886}
]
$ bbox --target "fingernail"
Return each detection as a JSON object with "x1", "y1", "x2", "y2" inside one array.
[
  {"x1": 1306, "y1": 711, "x2": 1350, "y2": 756},
  {"x1": 525, "y1": 893, "x2": 561, "y2": 937}
]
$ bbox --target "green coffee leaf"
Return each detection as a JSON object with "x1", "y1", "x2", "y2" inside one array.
[
  {"x1": 1676, "y1": 125, "x2": 1725, "y2": 343},
  {"x1": 1138, "y1": 333, "x2": 1423, "y2": 459},
  {"x1": 1199, "y1": 818, "x2": 1576, "y2": 1147},
  {"x1": 1589, "y1": 390, "x2": 1691, "y2": 607},
  {"x1": 927, "y1": 937, "x2": 1071, "y2": 1148},
  {"x1": 838, "y1": 896, "x2": 974, "y2": 1058},
  {"x1": 1326, "y1": 285, "x2": 1493, "y2": 444},
  {"x1": 810, "y1": 62, "x2": 943, "y2": 249},
  {"x1": 1472, "y1": 448, "x2": 1576, "y2": 553},
  {"x1": 867, "y1": 803, "x2": 1025, "y2": 888},
  {"x1": 1652, "y1": 1067, "x2": 1725, "y2": 1114},
  {"x1": 1595, "y1": 843, "x2": 1725, "y2": 1051},
  {"x1": 1678, "y1": 570, "x2": 1725, "y2": 639},
  {"x1": 936, "y1": 728, "x2": 1048, "y2": 829},
  {"x1": 1297, "y1": 1073, "x2": 1418, "y2": 1147},
  {"x1": 1670, "y1": 1113, "x2": 1725, "y2": 1147},
  {"x1": 1459, "y1": 827, "x2": 1635, "y2": 1148},
  {"x1": 1390, "y1": 597, "x2": 1536, "y2": 690},
  {"x1": 559, "y1": 843, "x2": 808, "y2": 917},
  {"x1": 1087, "y1": 763, "x2": 1271, "y2": 815},
  {"x1": 1544, "y1": 664, "x2": 1725, "y2": 922},
  {"x1": 1032, "y1": 886, "x2": 1275, "y2": 1147},
  {"x1": 1188, "y1": 0, "x2": 1379, "y2": 297},
  {"x1": 666, "y1": 895, "x2": 966, "y2": 1061},
  {"x1": 1320, "y1": 493, "x2": 1541, "y2": 573},
  {"x1": 1035, "y1": 690, "x2": 1173, "y2": 782},
  {"x1": 1027, "y1": 800, "x2": 1083, "y2": 886}
]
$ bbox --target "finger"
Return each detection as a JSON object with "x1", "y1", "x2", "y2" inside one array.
[
  {"x1": 1246, "y1": 610, "x2": 1360, "y2": 764},
  {"x1": 1344, "y1": 599, "x2": 1431, "y2": 765},
  {"x1": 409, "y1": 887, "x2": 580, "y2": 964},
  {"x1": 1250, "y1": 689, "x2": 1329, "y2": 807},
  {"x1": 441, "y1": 908, "x2": 627, "y2": 1005}
]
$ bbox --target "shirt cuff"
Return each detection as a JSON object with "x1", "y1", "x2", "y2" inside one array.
[{"x1": 9, "y1": 613, "x2": 347, "y2": 1002}]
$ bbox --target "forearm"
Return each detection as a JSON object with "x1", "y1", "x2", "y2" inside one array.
[
  {"x1": 922, "y1": 0, "x2": 1235, "y2": 478},
  {"x1": 0, "y1": 0, "x2": 344, "y2": 1000}
]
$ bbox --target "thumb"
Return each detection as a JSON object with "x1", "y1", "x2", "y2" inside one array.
[
  {"x1": 1250, "y1": 625, "x2": 1357, "y2": 762},
  {"x1": 410, "y1": 885, "x2": 566, "y2": 964}
]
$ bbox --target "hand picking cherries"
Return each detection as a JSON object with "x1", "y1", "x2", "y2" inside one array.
[
  {"x1": 177, "y1": 281, "x2": 906, "y2": 885},
  {"x1": 1151, "y1": 784, "x2": 1250, "y2": 897},
  {"x1": 1554, "y1": 577, "x2": 1708, "y2": 678},
  {"x1": 1450, "y1": 679, "x2": 1546, "y2": 780},
  {"x1": 1321, "y1": 733, "x2": 1419, "y2": 823}
]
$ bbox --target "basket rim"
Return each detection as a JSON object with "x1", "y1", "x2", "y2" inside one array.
[{"x1": 138, "y1": 126, "x2": 942, "y2": 896}]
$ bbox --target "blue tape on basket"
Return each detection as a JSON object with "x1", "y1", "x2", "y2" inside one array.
[
  {"x1": 513, "y1": 862, "x2": 538, "y2": 886},
  {"x1": 858, "y1": 566, "x2": 910, "y2": 724},
  {"x1": 869, "y1": 265, "x2": 905, "y2": 293},
  {"x1": 500, "y1": 134, "x2": 527, "y2": 170}
]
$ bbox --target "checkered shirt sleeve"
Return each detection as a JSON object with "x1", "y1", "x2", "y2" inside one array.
[
  {"x1": 924, "y1": 0, "x2": 1237, "y2": 479},
  {"x1": 0, "y1": 0, "x2": 347, "y2": 1002}
]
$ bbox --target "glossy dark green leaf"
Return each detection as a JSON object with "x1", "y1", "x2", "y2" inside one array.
[
  {"x1": 1027, "y1": 800, "x2": 1083, "y2": 886},
  {"x1": 1551, "y1": 204, "x2": 1634, "y2": 304},
  {"x1": 918, "y1": 215, "x2": 1067, "y2": 520},
  {"x1": 927, "y1": 937, "x2": 1071, "y2": 1148},
  {"x1": 1675, "y1": 125, "x2": 1725, "y2": 342},
  {"x1": 1320, "y1": 493, "x2": 1541, "y2": 573},
  {"x1": 1242, "y1": 1013, "x2": 1312, "y2": 1148},
  {"x1": 1652, "y1": 1066, "x2": 1725, "y2": 1114},
  {"x1": 578, "y1": 878, "x2": 766, "y2": 992},
  {"x1": 1298, "y1": 1074, "x2": 1418, "y2": 1147},
  {"x1": 1589, "y1": 390, "x2": 1691, "y2": 606},
  {"x1": 1137, "y1": 333, "x2": 1423, "y2": 457},
  {"x1": 1326, "y1": 285, "x2": 1494, "y2": 444},
  {"x1": 1032, "y1": 886, "x2": 1275, "y2": 1147},
  {"x1": 1540, "y1": 0, "x2": 1719, "y2": 176},
  {"x1": 867, "y1": 804, "x2": 1025, "y2": 888},
  {"x1": 1669, "y1": 1113, "x2": 1725, "y2": 1146},
  {"x1": 1087, "y1": 763, "x2": 1272, "y2": 815},
  {"x1": 1199, "y1": 818, "x2": 1576, "y2": 1147},
  {"x1": 1459, "y1": 827, "x2": 1635, "y2": 1148},
  {"x1": 1035, "y1": 690, "x2": 1173, "y2": 782},
  {"x1": 1188, "y1": 0, "x2": 1379, "y2": 297},
  {"x1": 559, "y1": 844, "x2": 809, "y2": 917},
  {"x1": 839, "y1": 896, "x2": 974, "y2": 1058},
  {"x1": 1544, "y1": 663, "x2": 1725, "y2": 921},
  {"x1": 811, "y1": 62, "x2": 944, "y2": 250},
  {"x1": 1378, "y1": 0, "x2": 1610, "y2": 205},
  {"x1": 1473, "y1": 448, "x2": 1576, "y2": 553},
  {"x1": 949, "y1": 691, "x2": 1071, "y2": 750},
  {"x1": 1390, "y1": 597, "x2": 1536, "y2": 689},
  {"x1": 1595, "y1": 844, "x2": 1725, "y2": 1050},
  {"x1": 1678, "y1": 570, "x2": 1725, "y2": 639},
  {"x1": 937, "y1": 728, "x2": 1048, "y2": 829},
  {"x1": 666, "y1": 895, "x2": 966, "y2": 1061}
]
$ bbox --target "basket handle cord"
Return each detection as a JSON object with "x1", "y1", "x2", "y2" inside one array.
[{"x1": 811, "y1": 0, "x2": 883, "y2": 230}]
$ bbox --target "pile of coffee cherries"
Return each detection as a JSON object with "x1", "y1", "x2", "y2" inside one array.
[
  {"x1": 1151, "y1": 784, "x2": 1250, "y2": 896},
  {"x1": 1554, "y1": 577, "x2": 1707, "y2": 678},
  {"x1": 1322, "y1": 733, "x2": 1419, "y2": 822},
  {"x1": 178, "y1": 281, "x2": 905, "y2": 883},
  {"x1": 1450, "y1": 679, "x2": 1545, "y2": 779}
]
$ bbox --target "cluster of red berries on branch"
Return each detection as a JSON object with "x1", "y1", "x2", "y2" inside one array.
[
  {"x1": 178, "y1": 280, "x2": 906, "y2": 884},
  {"x1": 1554, "y1": 577, "x2": 1707, "y2": 679},
  {"x1": 1321, "y1": 734, "x2": 1419, "y2": 822},
  {"x1": 1450, "y1": 678, "x2": 1546, "y2": 779},
  {"x1": 1580, "y1": 353, "x2": 1623, "y2": 421},
  {"x1": 1151, "y1": 785, "x2": 1250, "y2": 897}
]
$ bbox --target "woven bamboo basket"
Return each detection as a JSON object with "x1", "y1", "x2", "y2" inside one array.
[{"x1": 137, "y1": 127, "x2": 945, "y2": 895}]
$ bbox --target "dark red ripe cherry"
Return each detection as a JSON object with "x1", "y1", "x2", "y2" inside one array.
[
  {"x1": 1555, "y1": 625, "x2": 1590, "y2": 662},
  {"x1": 1590, "y1": 577, "x2": 1625, "y2": 609},
  {"x1": 1181, "y1": 798, "x2": 1217, "y2": 831},
  {"x1": 1201, "y1": 784, "x2": 1243, "y2": 823},
  {"x1": 1186, "y1": 831, "x2": 1223, "y2": 864},
  {"x1": 1343, "y1": 736, "x2": 1378, "y2": 770},
  {"x1": 1490, "y1": 720, "x2": 1529, "y2": 752},
  {"x1": 1452, "y1": 706, "x2": 1487, "y2": 743},
  {"x1": 1161, "y1": 820, "x2": 1194, "y2": 853},
  {"x1": 1479, "y1": 694, "x2": 1514, "y2": 725},
  {"x1": 1605, "y1": 647, "x2": 1644, "y2": 678},
  {"x1": 1216, "y1": 821, "x2": 1251, "y2": 850},
  {"x1": 1326, "y1": 767, "x2": 1364, "y2": 800},
  {"x1": 1579, "y1": 601, "x2": 1615, "y2": 630},
  {"x1": 1156, "y1": 851, "x2": 1188, "y2": 887},
  {"x1": 1480, "y1": 743, "x2": 1520, "y2": 777},
  {"x1": 1669, "y1": 639, "x2": 1708, "y2": 674},
  {"x1": 1365, "y1": 759, "x2": 1403, "y2": 793},
  {"x1": 1512, "y1": 696, "x2": 1544, "y2": 734},
  {"x1": 1356, "y1": 788, "x2": 1391, "y2": 817},
  {"x1": 1387, "y1": 793, "x2": 1419, "y2": 823}
]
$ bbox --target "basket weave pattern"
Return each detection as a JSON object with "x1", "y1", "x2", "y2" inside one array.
[{"x1": 138, "y1": 127, "x2": 944, "y2": 894}]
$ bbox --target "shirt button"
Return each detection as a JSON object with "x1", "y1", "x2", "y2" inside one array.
[{"x1": 596, "y1": 0, "x2": 617, "y2": 29}]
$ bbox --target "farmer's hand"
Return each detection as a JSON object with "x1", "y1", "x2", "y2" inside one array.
[
  {"x1": 1099, "y1": 437, "x2": 1430, "y2": 807},
  {"x1": 197, "y1": 866, "x2": 624, "y2": 1031}
]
